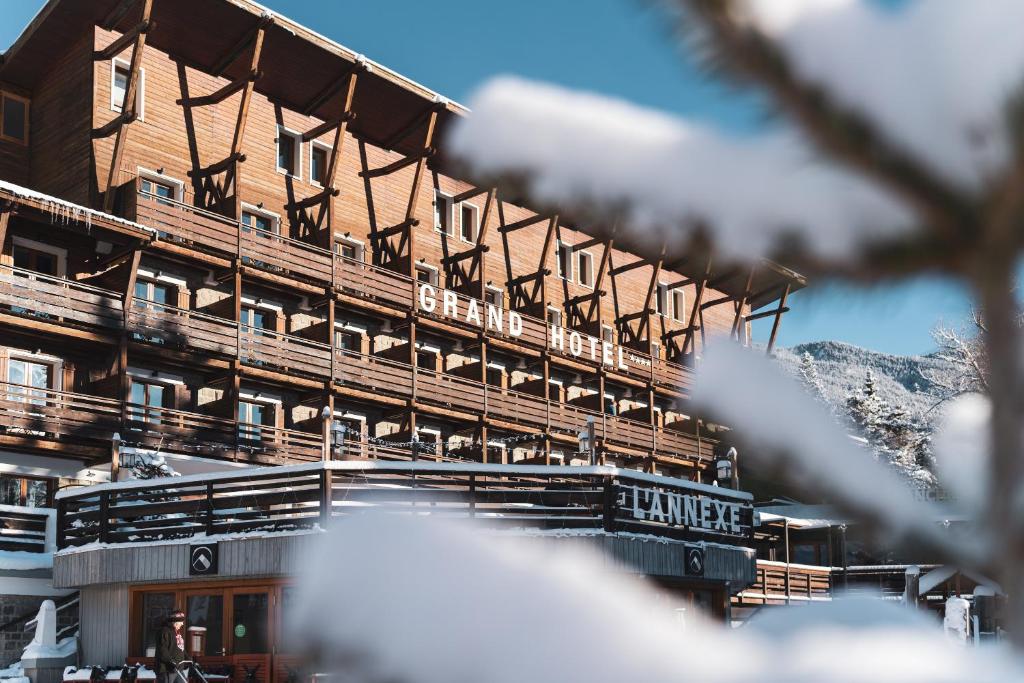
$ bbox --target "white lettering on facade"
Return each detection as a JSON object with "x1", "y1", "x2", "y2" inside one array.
[{"x1": 625, "y1": 485, "x2": 745, "y2": 535}]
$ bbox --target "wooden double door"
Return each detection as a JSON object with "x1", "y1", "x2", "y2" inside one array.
[{"x1": 130, "y1": 580, "x2": 301, "y2": 683}]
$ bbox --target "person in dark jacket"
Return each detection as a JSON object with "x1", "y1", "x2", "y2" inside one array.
[{"x1": 156, "y1": 610, "x2": 187, "y2": 683}]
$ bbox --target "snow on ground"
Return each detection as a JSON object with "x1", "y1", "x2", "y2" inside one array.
[
  {"x1": 447, "y1": 76, "x2": 912, "y2": 263},
  {"x1": 289, "y1": 511, "x2": 1023, "y2": 683}
]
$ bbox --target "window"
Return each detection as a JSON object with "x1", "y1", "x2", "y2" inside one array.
[
  {"x1": 8, "y1": 356, "x2": 55, "y2": 404},
  {"x1": 128, "y1": 380, "x2": 166, "y2": 425},
  {"x1": 134, "y1": 279, "x2": 174, "y2": 308},
  {"x1": 186, "y1": 595, "x2": 224, "y2": 657},
  {"x1": 276, "y1": 127, "x2": 302, "y2": 176},
  {"x1": 434, "y1": 190, "x2": 454, "y2": 237},
  {"x1": 139, "y1": 593, "x2": 176, "y2": 657},
  {"x1": 0, "y1": 475, "x2": 52, "y2": 508},
  {"x1": 238, "y1": 401, "x2": 269, "y2": 442},
  {"x1": 241, "y1": 205, "x2": 280, "y2": 237},
  {"x1": 546, "y1": 307, "x2": 562, "y2": 327},
  {"x1": 603, "y1": 393, "x2": 617, "y2": 415},
  {"x1": 231, "y1": 592, "x2": 269, "y2": 655},
  {"x1": 416, "y1": 264, "x2": 439, "y2": 287},
  {"x1": 459, "y1": 203, "x2": 479, "y2": 242},
  {"x1": 671, "y1": 289, "x2": 686, "y2": 322},
  {"x1": 310, "y1": 142, "x2": 330, "y2": 186},
  {"x1": 651, "y1": 341, "x2": 661, "y2": 359},
  {"x1": 334, "y1": 235, "x2": 364, "y2": 262},
  {"x1": 577, "y1": 251, "x2": 594, "y2": 288},
  {"x1": 556, "y1": 242, "x2": 573, "y2": 281},
  {"x1": 240, "y1": 306, "x2": 273, "y2": 333},
  {"x1": 484, "y1": 286, "x2": 503, "y2": 309},
  {"x1": 416, "y1": 344, "x2": 439, "y2": 371},
  {"x1": 601, "y1": 325, "x2": 614, "y2": 344},
  {"x1": 138, "y1": 169, "x2": 183, "y2": 205},
  {"x1": 0, "y1": 92, "x2": 29, "y2": 144},
  {"x1": 110, "y1": 59, "x2": 144, "y2": 119},
  {"x1": 335, "y1": 329, "x2": 360, "y2": 352},
  {"x1": 486, "y1": 362, "x2": 504, "y2": 387},
  {"x1": 655, "y1": 282, "x2": 669, "y2": 316}
]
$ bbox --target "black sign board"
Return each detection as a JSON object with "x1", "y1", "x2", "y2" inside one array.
[
  {"x1": 685, "y1": 546, "x2": 705, "y2": 577},
  {"x1": 189, "y1": 543, "x2": 218, "y2": 576}
]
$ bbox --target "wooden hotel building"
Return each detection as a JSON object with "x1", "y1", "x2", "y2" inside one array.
[{"x1": 0, "y1": 0, "x2": 804, "y2": 675}]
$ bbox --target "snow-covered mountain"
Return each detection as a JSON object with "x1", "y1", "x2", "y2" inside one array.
[{"x1": 773, "y1": 340, "x2": 957, "y2": 425}]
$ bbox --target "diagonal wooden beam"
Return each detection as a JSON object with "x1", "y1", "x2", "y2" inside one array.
[
  {"x1": 93, "y1": 20, "x2": 153, "y2": 61},
  {"x1": 302, "y1": 63, "x2": 363, "y2": 116},
  {"x1": 229, "y1": 25, "x2": 266, "y2": 159},
  {"x1": 0, "y1": 203, "x2": 13, "y2": 249},
  {"x1": 102, "y1": 0, "x2": 153, "y2": 214},
  {"x1": 766, "y1": 283, "x2": 792, "y2": 355},
  {"x1": 302, "y1": 111, "x2": 357, "y2": 143},
  {"x1": 92, "y1": 111, "x2": 136, "y2": 139},
  {"x1": 682, "y1": 258, "x2": 712, "y2": 357},
  {"x1": 405, "y1": 110, "x2": 439, "y2": 278},
  {"x1": 609, "y1": 258, "x2": 646, "y2": 277},
  {"x1": 638, "y1": 248, "x2": 665, "y2": 343},
  {"x1": 100, "y1": 0, "x2": 138, "y2": 30},
  {"x1": 730, "y1": 267, "x2": 757, "y2": 341},
  {"x1": 381, "y1": 102, "x2": 445, "y2": 152},
  {"x1": 586, "y1": 237, "x2": 614, "y2": 322},
  {"x1": 359, "y1": 148, "x2": 434, "y2": 179},
  {"x1": 497, "y1": 213, "x2": 554, "y2": 234},
  {"x1": 211, "y1": 15, "x2": 273, "y2": 77},
  {"x1": 177, "y1": 70, "x2": 260, "y2": 108}
]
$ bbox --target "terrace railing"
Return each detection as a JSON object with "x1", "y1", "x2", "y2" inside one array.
[
  {"x1": 56, "y1": 461, "x2": 753, "y2": 549},
  {"x1": 0, "y1": 504, "x2": 55, "y2": 554}
]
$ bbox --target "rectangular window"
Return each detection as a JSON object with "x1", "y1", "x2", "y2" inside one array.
[
  {"x1": 0, "y1": 92, "x2": 29, "y2": 144},
  {"x1": 486, "y1": 363, "x2": 504, "y2": 387},
  {"x1": 134, "y1": 279, "x2": 174, "y2": 308},
  {"x1": 335, "y1": 329, "x2": 360, "y2": 352},
  {"x1": 334, "y1": 236, "x2": 364, "y2": 262},
  {"x1": 459, "y1": 203, "x2": 479, "y2": 242},
  {"x1": 8, "y1": 357, "x2": 53, "y2": 405},
  {"x1": 577, "y1": 251, "x2": 594, "y2": 288},
  {"x1": 601, "y1": 325, "x2": 614, "y2": 344},
  {"x1": 655, "y1": 282, "x2": 669, "y2": 316},
  {"x1": 484, "y1": 286, "x2": 503, "y2": 309},
  {"x1": 434, "y1": 191, "x2": 454, "y2": 237},
  {"x1": 671, "y1": 289, "x2": 685, "y2": 322},
  {"x1": 241, "y1": 207, "x2": 280, "y2": 237},
  {"x1": 416, "y1": 264, "x2": 439, "y2": 287},
  {"x1": 111, "y1": 59, "x2": 144, "y2": 119},
  {"x1": 186, "y1": 594, "x2": 224, "y2": 657},
  {"x1": 238, "y1": 401, "x2": 268, "y2": 442},
  {"x1": 139, "y1": 169, "x2": 183, "y2": 206},
  {"x1": 546, "y1": 307, "x2": 562, "y2": 327},
  {"x1": 276, "y1": 127, "x2": 302, "y2": 176},
  {"x1": 128, "y1": 380, "x2": 166, "y2": 425},
  {"x1": 139, "y1": 593, "x2": 176, "y2": 657},
  {"x1": 651, "y1": 341, "x2": 661, "y2": 360},
  {"x1": 231, "y1": 592, "x2": 269, "y2": 655},
  {"x1": 240, "y1": 306, "x2": 272, "y2": 332},
  {"x1": 0, "y1": 475, "x2": 52, "y2": 508},
  {"x1": 310, "y1": 143, "x2": 330, "y2": 186},
  {"x1": 12, "y1": 244, "x2": 58, "y2": 277},
  {"x1": 556, "y1": 242, "x2": 573, "y2": 281}
]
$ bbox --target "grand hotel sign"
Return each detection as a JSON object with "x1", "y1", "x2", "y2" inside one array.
[{"x1": 418, "y1": 284, "x2": 649, "y2": 370}]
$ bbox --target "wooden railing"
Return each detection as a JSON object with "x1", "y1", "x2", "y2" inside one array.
[
  {"x1": 736, "y1": 560, "x2": 834, "y2": 605},
  {"x1": 0, "y1": 381, "x2": 121, "y2": 443},
  {"x1": 56, "y1": 461, "x2": 754, "y2": 549},
  {"x1": 130, "y1": 299, "x2": 238, "y2": 357},
  {"x1": 0, "y1": 265, "x2": 123, "y2": 332},
  {"x1": 131, "y1": 188, "x2": 696, "y2": 390},
  {"x1": 0, "y1": 504, "x2": 53, "y2": 554},
  {"x1": 240, "y1": 325, "x2": 332, "y2": 379}
]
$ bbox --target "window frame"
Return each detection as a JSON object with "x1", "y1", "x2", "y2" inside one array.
[
  {"x1": 601, "y1": 324, "x2": 614, "y2": 344},
  {"x1": 655, "y1": 282, "x2": 669, "y2": 317},
  {"x1": 110, "y1": 58, "x2": 145, "y2": 120},
  {"x1": 576, "y1": 250, "x2": 595, "y2": 289},
  {"x1": 434, "y1": 190, "x2": 455, "y2": 237},
  {"x1": 546, "y1": 306, "x2": 562, "y2": 327},
  {"x1": 309, "y1": 140, "x2": 332, "y2": 188},
  {"x1": 556, "y1": 241, "x2": 574, "y2": 282},
  {"x1": 459, "y1": 202, "x2": 480, "y2": 243},
  {"x1": 415, "y1": 262, "x2": 440, "y2": 287},
  {"x1": 0, "y1": 474, "x2": 54, "y2": 508},
  {"x1": 138, "y1": 167, "x2": 184, "y2": 203},
  {"x1": 241, "y1": 203, "x2": 282, "y2": 236},
  {"x1": 0, "y1": 91, "x2": 30, "y2": 145},
  {"x1": 7, "y1": 350, "x2": 63, "y2": 394},
  {"x1": 334, "y1": 234, "x2": 365, "y2": 262},
  {"x1": 671, "y1": 288, "x2": 686, "y2": 323},
  {"x1": 11, "y1": 236, "x2": 67, "y2": 278},
  {"x1": 275, "y1": 125, "x2": 303, "y2": 177},
  {"x1": 484, "y1": 285, "x2": 504, "y2": 309}
]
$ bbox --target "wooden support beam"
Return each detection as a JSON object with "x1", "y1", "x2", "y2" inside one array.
[
  {"x1": 746, "y1": 306, "x2": 790, "y2": 322},
  {"x1": 301, "y1": 63, "x2": 363, "y2": 116},
  {"x1": 730, "y1": 267, "x2": 757, "y2": 341},
  {"x1": 572, "y1": 236, "x2": 605, "y2": 252},
  {"x1": 405, "y1": 111, "x2": 439, "y2": 279},
  {"x1": 0, "y1": 204, "x2": 12, "y2": 250},
  {"x1": 638, "y1": 249, "x2": 665, "y2": 342},
  {"x1": 122, "y1": 248, "x2": 143, "y2": 318},
  {"x1": 177, "y1": 70, "x2": 260, "y2": 107},
  {"x1": 451, "y1": 186, "x2": 490, "y2": 205},
  {"x1": 682, "y1": 259, "x2": 711, "y2": 357},
  {"x1": 441, "y1": 244, "x2": 489, "y2": 264},
  {"x1": 302, "y1": 112, "x2": 356, "y2": 143},
  {"x1": 766, "y1": 284, "x2": 792, "y2": 355},
  {"x1": 285, "y1": 188, "x2": 339, "y2": 212},
  {"x1": 102, "y1": 0, "x2": 152, "y2": 214},
  {"x1": 374, "y1": 218, "x2": 419, "y2": 240},
  {"x1": 497, "y1": 213, "x2": 553, "y2": 235},
  {"x1": 359, "y1": 148, "x2": 435, "y2": 179},
  {"x1": 229, "y1": 24, "x2": 266, "y2": 160},
  {"x1": 93, "y1": 20, "x2": 153, "y2": 61},
  {"x1": 210, "y1": 15, "x2": 273, "y2": 77},
  {"x1": 92, "y1": 111, "x2": 136, "y2": 139},
  {"x1": 186, "y1": 152, "x2": 245, "y2": 178},
  {"x1": 381, "y1": 102, "x2": 444, "y2": 152},
  {"x1": 100, "y1": 0, "x2": 138, "y2": 30},
  {"x1": 587, "y1": 237, "x2": 614, "y2": 322},
  {"x1": 506, "y1": 269, "x2": 551, "y2": 288},
  {"x1": 609, "y1": 259, "x2": 646, "y2": 277}
]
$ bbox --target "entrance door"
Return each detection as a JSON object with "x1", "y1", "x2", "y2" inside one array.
[{"x1": 230, "y1": 590, "x2": 271, "y2": 683}]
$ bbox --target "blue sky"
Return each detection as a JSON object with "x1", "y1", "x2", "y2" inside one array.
[{"x1": 0, "y1": 0, "x2": 974, "y2": 356}]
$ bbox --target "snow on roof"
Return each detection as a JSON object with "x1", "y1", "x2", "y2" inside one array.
[{"x1": 0, "y1": 179, "x2": 155, "y2": 236}]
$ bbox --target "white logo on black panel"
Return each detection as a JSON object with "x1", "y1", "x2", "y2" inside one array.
[
  {"x1": 190, "y1": 544, "x2": 218, "y2": 575},
  {"x1": 685, "y1": 547, "x2": 704, "y2": 577}
]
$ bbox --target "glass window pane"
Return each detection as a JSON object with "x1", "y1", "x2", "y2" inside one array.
[
  {"x1": 232, "y1": 593, "x2": 269, "y2": 655},
  {"x1": 12, "y1": 246, "x2": 29, "y2": 270},
  {"x1": 140, "y1": 592, "x2": 176, "y2": 657},
  {"x1": 187, "y1": 595, "x2": 224, "y2": 657},
  {"x1": 312, "y1": 147, "x2": 326, "y2": 184},
  {"x1": 25, "y1": 479, "x2": 48, "y2": 508},
  {"x1": 0, "y1": 478, "x2": 22, "y2": 506},
  {"x1": 152, "y1": 283, "x2": 171, "y2": 305},
  {"x1": 2, "y1": 96, "x2": 27, "y2": 142},
  {"x1": 34, "y1": 252, "x2": 56, "y2": 276},
  {"x1": 135, "y1": 281, "x2": 149, "y2": 301},
  {"x1": 29, "y1": 362, "x2": 49, "y2": 389},
  {"x1": 9, "y1": 359, "x2": 25, "y2": 386},
  {"x1": 113, "y1": 68, "x2": 128, "y2": 110},
  {"x1": 149, "y1": 385, "x2": 164, "y2": 408},
  {"x1": 278, "y1": 134, "x2": 294, "y2": 172}
]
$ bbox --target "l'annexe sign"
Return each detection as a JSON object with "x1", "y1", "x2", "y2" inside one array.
[
  {"x1": 418, "y1": 283, "x2": 644, "y2": 369},
  {"x1": 617, "y1": 484, "x2": 749, "y2": 539}
]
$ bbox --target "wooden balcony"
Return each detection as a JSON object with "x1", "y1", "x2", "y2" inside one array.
[
  {"x1": 0, "y1": 382, "x2": 121, "y2": 456},
  {"x1": 0, "y1": 265, "x2": 123, "y2": 335},
  {"x1": 0, "y1": 505, "x2": 53, "y2": 554},
  {"x1": 56, "y1": 461, "x2": 755, "y2": 549},
  {"x1": 129, "y1": 299, "x2": 237, "y2": 357},
  {"x1": 239, "y1": 325, "x2": 332, "y2": 380},
  {"x1": 735, "y1": 560, "x2": 834, "y2": 605}
]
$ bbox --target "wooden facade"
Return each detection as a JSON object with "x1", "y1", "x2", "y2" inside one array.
[{"x1": 0, "y1": 0, "x2": 802, "y2": 490}]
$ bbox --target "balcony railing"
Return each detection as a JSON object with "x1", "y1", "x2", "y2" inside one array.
[
  {"x1": 0, "y1": 504, "x2": 54, "y2": 554},
  {"x1": 130, "y1": 187, "x2": 695, "y2": 390},
  {"x1": 0, "y1": 381, "x2": 121, "y2": 444},
  {"x1": 0, "y1": 265, "x2": 123, "y2": 332},
  {"x1": 56, "y1": 461, "x2": 754, "y2": 549},
  {"x1": 735, "y1": 560, "x2": 834, "y2": 605}
]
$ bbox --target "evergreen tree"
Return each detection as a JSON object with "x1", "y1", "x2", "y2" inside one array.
[{"x1": 797, "y1": 352, "x2": 828, "y2": 406}]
